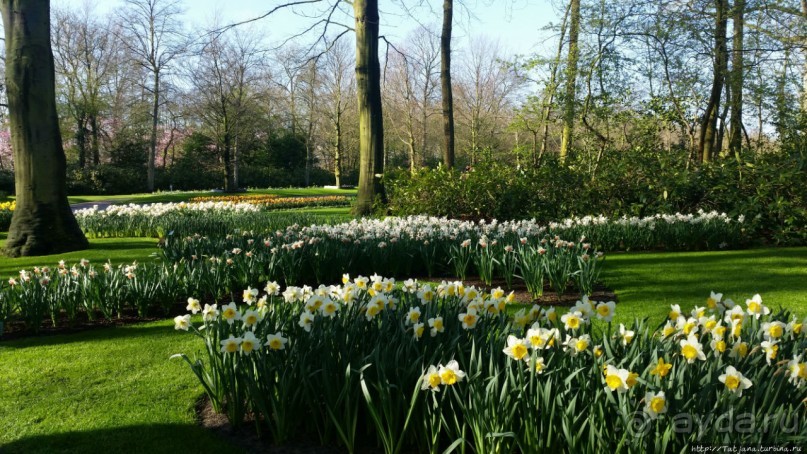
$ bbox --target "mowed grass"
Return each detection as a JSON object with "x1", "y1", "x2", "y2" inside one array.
[
  {"x1": 602, "y1": 247, "x2": 807, "y2": 326},
  {"x1": 65, "y1": 187, "x2": 357, "y2": 205},
  {"x1": 1, "y1": 241, "x2": 805, "y2": 453}
]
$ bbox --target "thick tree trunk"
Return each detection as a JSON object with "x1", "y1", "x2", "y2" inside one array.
[
  {"x1": 353, "y1": 0, "x2": 384, "y2": 215},
  {"x1": 728, "y1": 0, "x2": 744, "y2": 160},
  {"x1": 2, "y1": 0, "x2": 88, "y2": 257},
  {"x1": 440, "y1": 0, "x2": 455, "y2": 168},
  {"x1": 699, "y1": 0, "x2": 728, "y2": 163},
  {"x1": 559, "y1": 0, "x2": 580, "y2": 163},
  {"x1": 148, "y1": 72, "x2": 159, "y2": 191}
]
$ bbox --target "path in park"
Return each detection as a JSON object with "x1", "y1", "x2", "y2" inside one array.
[{"x1": 71, "y1": 201, "x2": 114, "y2": 212}]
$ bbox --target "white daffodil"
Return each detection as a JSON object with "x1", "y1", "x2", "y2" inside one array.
[
  {"x1": 221, "y1": 302, "x2": 241, "y2": 325},
  {"x1": 319, "y1": 298, "x2": 340, "y2": 318},
  {"x1": 760, "y1": 340, "x2": 779, "y2": 365},
  {"x1": 240, "y1": 331, "x2": 260, "y2": 355},
  {"x1": 265, "y1": 332, "x2": 288, "y2": 351},
  {"x1": 298, "y1": 311, "x2": 315, "y2": 332},
  {"x1": 564, "y1": 334, "x2": 590, "y2": 356},
  {"x1": 706, "y1": 291, "x2": 723, "y2": 310},
  {"x1": 745, "y1": 294, "x2": 770, "y2": 319},
  {"x1": 413, "y1": 322, "x2": 425, "y2": 340},
  {"x1": 787, "y1": 355, "x2": 807, "y2": 387},
  {"x1": 458, "y1": 308, "x2": 479, "y2": 330},
  {"x1": 242, "y1": 309, "x2": 261, "y2": 328},
  {"x1": 761, "y1": 321, "x2": 786, "y2": 340},
  {"x1": 220, "y1": 335, "x2": 242, "y2": 354},
  {"x1": 421, "y1": 365, "x2": 442, "y2": 392},
  {"x1": 186, "y1": 297, "x2": 201, "y2": 314},
  {"x1": 264, "y1": 281, "x2": 280, "y2": 296},
  {"x1": 242, "y1": 287, "x2": 259, "y2": 305},
  {"x1": 604, "y1": 365, "x2": 630, "y2": 393},
  {"x1": 173, "y1": 314, "x2": 191, "y2": 331},
  {"x1": 202, "y1": 303, "x2": 219, "y2": 322},
  {"x1": 405, "y1": 306, "x2": 422, "y2": 325},
  {"x1": 718, "y1": 365, "x2": 753, "y2": 396},
  {"x1": 561, "y1": 311, "x2": 584, "y2": 331},
  {"x1": 595, "y1": 301, "x2": 616, "y2": 322},
  {"x1": 618, "y1": 324, "x2": 635, "y2": 346}
]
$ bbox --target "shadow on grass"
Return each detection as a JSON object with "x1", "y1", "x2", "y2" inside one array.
[
  {"x1": 1, "y1": 322, "x2": 177, "y2": 350},
  {"x1": 1, "y1": 423, "x2": 241, "y2": 454},
  {"x1": 87, "y1": 240, "x2": 160, "y2": 251}
]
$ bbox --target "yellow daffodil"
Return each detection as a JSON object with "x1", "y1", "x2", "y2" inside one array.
[
  {"x1": 761, "y1": 321, "x2": 786, "y2": 340},
  {"x1": 438, "y1": 360, "x2": 466, "y2": 385},
  {"x1": 745, "y1": 294, "x2": 770, "y2": 319},
  {"x1": 428, "y1": 316, "x2": 444, "y2": 337},
  {"x1": 421, "y1": 366, "x2": 442, "y2": 392},
  {"x1": 604, "y1": 365, "x2": 630, "y2": 393},
  {"x1": 561, "y1": 311, "x2": 584, "y2": 331},
  {"x1": 458, "y1": 309, "x2": 479, "y2": 330},
  {"x1": 650, "y1": 357, "x2": 672, "y2": 378},
  {"x1": 503, "y1": 335, "x2": 531, "y2": 360},
  {"x1": 679, "y1": 334, "x2": 706, "y2": 363}
]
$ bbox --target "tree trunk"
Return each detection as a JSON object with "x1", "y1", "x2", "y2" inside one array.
[
  {"x1": 353, "y1": 0, "x2": 384, "y2": 215},
  {"x1": 728, "y1": 0, "x2": 744, "y2": 160},
  {"x1": 148, "y1": 71, "x2": 159, "y2": 191},
  {"x1": 2, "y1": 0, "x2": 88, "y2": 257},
  {"x1": 76, "y1": 114, "x2": 86, "y2": 168},
  {"x1": 699, "y1": 0, "x2": 728, "y2": 163},
  {"x1": 559, "y1": 0, "x2": 580, "y2": 163},
  {"x1": 440, "y1": 0, "x2": 455, "y2": 168},
  {"x1": 334, "y1": 115, "x2": 342, "y2": 188},
  {"x1": 801, "y1": 0, "x2": 807, "y2": 114},
  {"x1": 90, "y1": 114, "x2": 100, "y2": 166}
]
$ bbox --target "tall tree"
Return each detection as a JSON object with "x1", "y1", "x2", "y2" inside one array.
[
  {"x1": 118, "y1": 0, "x2": 184, "y2": 192},
  {"x1": 321, "y1": 39, "x2": 355, "y2": 188},
  {"x1": 727, "y1": 0, "x2": 745, "y2": 159},
  {"x1": 699, "y1": 0, "x2": 729, "y2": 163},
  {"x1": 2, "y1": 0, "x2": 88, "y2": 257},
  {"x1": 353, "y1": 0, "x2": 384, "y2": 215},
  {"x1": 440, "y1": 0, "x2": 455, "y2": 168},
  {"x1": 559, "y1": 0, "x2": 580, "y2": 163}
]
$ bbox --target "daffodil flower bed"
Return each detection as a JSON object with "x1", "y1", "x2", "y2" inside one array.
[
  {"x1": 0, "y1": 200, "x2": 15, "y2": 231},
  {"x1": 173, "y1": 278, "x2": 807, "y2": 452},
  {"x1": 189, "y1": 194, "x2": 351, "y2": 210}
]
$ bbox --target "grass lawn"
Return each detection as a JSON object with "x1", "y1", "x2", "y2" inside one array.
[
  {"x1": 603, "y1": 247, "x2": 807, "y2": 326},
  {"x1": 65, "y1": 187, "x2": 357, "y2": 205},
  {"x1": 1, "y1": 244, "x2": 805, "y2": 452},
  {"x1": 0, "y1": 233, "x2": 159, "y2": 277}
]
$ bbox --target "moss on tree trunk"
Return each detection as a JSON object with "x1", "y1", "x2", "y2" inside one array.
[{"x1": 2, "y1": 0, "x2": 88, "y2": 257}]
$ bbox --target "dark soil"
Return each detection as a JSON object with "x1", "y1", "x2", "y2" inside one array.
[{"x1": 422, "y1": 276, "x2": 617, "y2": 306}]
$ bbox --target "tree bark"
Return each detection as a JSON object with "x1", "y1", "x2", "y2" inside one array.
[
  {"x1": 148, "y1": 71, "x2": 159, "y2": 191},
  {"x1": 440, "y1": 0, "x2": 455, "y2": 168},
  {"x1": 699, "y1": 0, "x2": 728, "y2": 163},
  {"x1": 2, "y1": 0, "x2": 88, "y2": 257},
  {"x1": 559, "y1": 0, "x2": 580, "y2": 163},
  {"x1": 353, "y1": 0, "x2": 384, "y2": 215},
  {"x1": 728, "y1": 0, "x2": 744, "y2": 160}
]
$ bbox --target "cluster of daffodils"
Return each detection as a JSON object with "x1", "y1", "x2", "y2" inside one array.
[
  {"x1": 74, "y1": 201, "x2": 262, "y2": 219},
  {"x1": 189, "y1": 194, "x2": 351, "y2": 209},
  {"x1": 421, "y1": 360, "x2": 466, "y2": 392}
]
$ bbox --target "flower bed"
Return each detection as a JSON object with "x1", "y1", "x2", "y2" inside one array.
[
  {"x1": 0, "y1": 200, "x2": 14, "y2": 231},
  {"x1": 189, "y1": 194, "x2": 351, "y2": 210},
  {"x1": 172, "y1": 278, "x2": 807, "y2": 451}
]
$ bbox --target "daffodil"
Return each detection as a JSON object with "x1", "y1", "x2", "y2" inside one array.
[
  {"x1": 661, "y1": 321, "x2": 676, "y2": 337},
  {"x1": 264, "y1": 281, "x2": 280, "y2": 295},
  {"x1": 438, "y1": 360, "x2": 466, "y2": 386},
  {"x1": 241, "y1": 332, "x2": 260, "y2": 354},
  {"x1": 745, "y1": 294, "x2": 770, "y2": 319},
  {"x1": 186, "y1": 297, "x2": 201, "y2": 314},
  {"x1": 319, "y1": 298, "x2": 340, "y2": 318},
  {"x1": 564, "y1": 334, "x2": 590, "y2": 356},
  {"x1": 718, "y1": 365, "x2": 753, "y2": 396},
  {"x1": 729, "y1": 340, "x2": 749, "y2": 359},
  {"x1": 405, "y1": 306, "x2": 422, "y2": 325},
  {"x1": 543, "y1": 307, "x2": 558, "y2": 324},
  {"x1": 265, "y1": 332, "x2": 288, "y2": 350},
  {"x1": 761, "y1": 321, "x2": 786, "y2": 340},
  {"x1": 561, "y1": 311, "x2": 584, "y2": 331},
  {"x1": 428, "y1": 316, "x2": 444, "y2": 336},
  {"x1": 526, "y1": 326, "x2": 558, "y2": 349},
  {"x1": 787, "y1": 355, "x2": 807, "y2": 387},
  {"x1": 413, "y1": 322, "x2": 425, "y2": 340},
  {"x1": 618, "y1": 324, "x2": 635, "y2": 346},
  {"x1": 221, "y1": 302, "x2": 241, "y2": 325},
  {"x1": 418, "y1": 285, "x2": 435, "y2": 304},
  {"x1": 242, "y1": 287, "x2": 258, "y2": 305},
  {"x1": 593, "y1": 345, "x2": 604, "y2": 358},
  {"x1": 173, "y1": 314, "x2": 191, "y2": 331},
  {"x1": 571, "y1": 299, "x2": 593, "y2": 320},
  {"x1": 676, "y1": 316, "x2": 699, "y2": 336},
  {"x1": 760, "y1": 340, "x2": 778, "y2": 365},
  {"x1": 604, "y1": 365, "x2": 630, "y2": 393},
  {"x1": 644, "y1": 391, "x2": 667, "y2": 419},
  {"x1": 679, "y1": 334, "x2": 706, "y2": 363},
  {"x1": 528, "y1": 356, "x2": 546, "y2": 374},
  {"x1": 650, "y1": 357, "x2": 672, "y2": 378},
  {"x1": 242, "y1": 309, "x2": 261, "y2": 328},
  {"x1": 710, "y1": 337, "x2": 727, "y2": 355},
  {"x1": 220, "y1": 335, "x2": 242, "y2": 354},
  {"x1": 458, "y1": 308, "x2": 479, "y2": 330},
  {"x1": 298, "y1": 311, "x2": 315, "y2": 332},
  {"x1": 669, "y1": 304, "x2": 681, "y2": 321},
  {"x1": 421, "y1": 365, "x2": 442, "y2": 392},
  {"x1": 513, "y1": 309, "x2": 531, "y2": 328},
  {"x1": 595, "y1": 301, "x2": 616, "y2": 322},
  {"x1": 503, "y1": 335, "x2": 530, "y2": 360},
  {"x1": 202, "y1": 303, "x2": 219, "y2": 322},
  {"x1": 706, "y1": 291, "x2": 723, "y2": 310}
]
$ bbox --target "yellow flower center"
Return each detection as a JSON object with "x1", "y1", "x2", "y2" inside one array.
[
  {"x1": 605, "y1": 374, "x2": 623, "y2": 391},
  {"x1": 269, "y1": 339, "x2": 282, "y2": 350},
  {"x1": 651, "y1": 360, "x2": 672, "y2": 377},
  {"x1": 626, "y1": 372, "x2": 638, "y2": 388},
  {"x1": 663, "y1": 326, "x2": 676, "y2": 337},
  {"x1": 683, "y1": 322, "x2": 696, "y2": 335},
  {"x1": 575, "y1": 340, "x2": 589, "y2": 352},
  {"x1": 669, "y1": 311, "x2": 679, "y2": 320},
  {"x1": 794, "y1": 323, "x2": 803, "y2": 335},
  {"x1": 428, "y1": 373, "x2": 442, "y2": 388},
  {"x1": 415, "y1": 326, "x2": 425, "y2": 337},
  {"x1": 707, "y1": 297, "x2": 717, "y2": 309},
  {"x1": 242, "y1": 341, "x2": 254, "y2": 353},
  {"x1": 463, "y1": 314, "x2": 477, "y2": 326},
  {"x1": 736, "y1": 343, "x2": 748, "y2": 357},
  {"x1": 650, "y1": 396, "x2": 666, "y2": 413},
  {"x1": 705, "y1": 320, "x2": 717, "y2": 331},
  {"x1": 512, "y1": 343, "x2": 529, "y2": 359},
  {"x1": 223, "y1": 308, "x2": 236, "y2": 319},
  {"x1": 440, "y1": 369, "x2": 458, "y2": 385},
  {"x1": 748, "y1": 301, "x2": 761, "y2": 313},
  {"x1": 534, "y1": 361, "x2": 545, "y2": 373},
  {"x1": 324, "y1": 303, "x2": 336, "y2": 315},
  {"x1": 594, "y1": 347, "x2": 603, "y2": 358},
  {"x1": 724, "y1": 375, "x2": 740, "y2": 390},
  {"x1": 423, "y1": 291, "x2": 434, "y2": 302},
  {"x1": 433, "y1": 319, "x2": 443, "y2": 330},
  {"x1": 547, "y1": 312, "x2": 557, "y2": 322},
  {"x1": 798, "y1": 364, "x2": 807, "y2": 380},
  {"x1": 715, "y1": 340, "x2": 727, "y2": 353},
  {"x1": 567, "y1": 317, "x2": 580, "y2": 329},
  {"x1": 682, "y1": 344, "x2": 698, "y2": 360},
  {"x1": 226, "y1": 342, "x2": 238, "y2": 353},
  {"x1": 769, "y1": 325, "x2": 783, "y2": 338},
  {"x1": 245, "y1": 315, "x2": 257, "y2": 325},
  {"x1": 597, "y1": 305, "x2": 610, "y2": 316}
]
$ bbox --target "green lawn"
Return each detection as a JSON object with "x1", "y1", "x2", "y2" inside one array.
[
  {"x1": 602, "y1": 247, "x2": 807, "y2": 326},
  {"x1": 1, "y1": 245, "x2": 805, "y2": 452},
  {"x1": 0, "y1": 233, "x2": 159, "y2": 277},
  {"x1": 65, "y1": 187, "x2": 357, "y2": 205}
]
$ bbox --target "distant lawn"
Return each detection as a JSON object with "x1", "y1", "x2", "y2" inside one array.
[
  {"x1": 65, "y1": 187, "x2": 357, "y2": 205},
  {"x1": 0, "y1": 234, "x2": 158, "y2": 277},
  {"x1": 603, "y1": 247, "x2": 807, "y2": 326}
]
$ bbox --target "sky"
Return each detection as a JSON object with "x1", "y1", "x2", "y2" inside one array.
[{"x1": 54, "y1": 0, "x2": 562, "y2": 58}]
